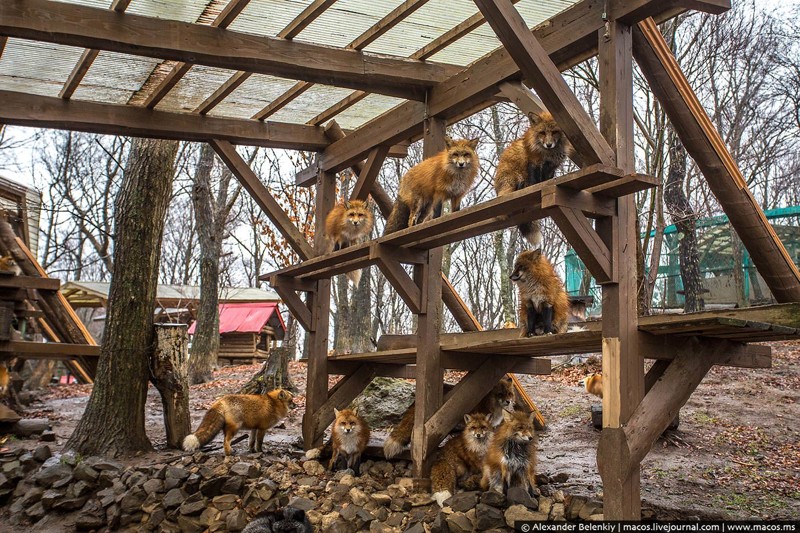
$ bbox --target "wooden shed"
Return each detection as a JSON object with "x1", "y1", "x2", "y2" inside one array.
[{"x1": 188, "y1": 302, "x2": 285, "y2": 365}]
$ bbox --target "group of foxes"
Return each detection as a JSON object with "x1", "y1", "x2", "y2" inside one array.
[{"x1": 182, "y1": 111, "x2": 575, "y2": 504}]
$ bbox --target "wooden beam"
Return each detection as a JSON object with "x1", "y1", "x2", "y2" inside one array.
[
  {"x1": 194, "y1": 71, "x2": 253, "y2": 115},
  {"x1": 210, "y1": 140, "x2": 314, "y2": 260},
  {"x1": 0, "y1": 275, "x2": 59, "y2": 291},
  {"x1": 373, "y1": 246, "x2": 423, "y2": 314},
  {"x1": 597, "y1": 18, "x2": 641, "y2": 520},
  {"x1": 318, "y1": 0, "x2": 726, "y2": 173},
  {"x1": 0, "y1": 340, "x2": 100, "y2": 357},
  {"x1": 0, "y1": 90, "x2": 334, "y2": 151},
  {"x1": 58, "y1": 0, "x2": 132, "y2": 100},
  {"x1": 633, "y1": 18, "x2": 800, "y2": 303},
  {"x1": 0, "y1": 0, "x2": 459, "y2": 101},
  {"x1": 272, "y1": 283, "x2": 312, "y2": 332},
  {"x1": 278, "y1": 0, "x2": 338, "y2": 39},
  {"x1": 252, "y1": 81, "x2": 312, "y2": 121},
  {"x1": 550, "y1": 206, "x2": 613, "y2": 284},
  {"x1": 473, "y1": 0, "x2": 615, "y2": 167},
  {"x1": 351, "y1": 146, "x2": 390, "y2": 203}
]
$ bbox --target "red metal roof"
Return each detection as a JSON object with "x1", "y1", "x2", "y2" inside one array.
[{"x1": 187, "y1": 302, "x2": 285, "y2": 336}]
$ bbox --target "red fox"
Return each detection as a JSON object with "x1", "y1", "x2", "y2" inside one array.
[
  {"x1": 329, "y1": 407, "x2": 370, "y2": 471},
  {"x1": 481, "y1": 410, "x2": 538, "y2": 495},
  {"x1": 511, "y1": 249, "x2": 569, "y2": 336},
  {"x1": 494, "y1": 112, "x2": 571, "y2": 246},
  {"x1": 325, "y1": 199, "x2": 374, "y2": 286},
  {"x1": 383, "y1": 377, "x2": 515, "y2": 459},
  {"x1": 384, "y1": 138, "x2": 479, "y2": 234},
  {"x1": 430, "y1": 413, "x2": 493, "y2": 506},
  {"x1": 182, "y1": 389, "x2": 293, "y2": 455},
  {"x1": 0, "y1": 254, "x2": 22, "y2": 276},
  {"x1": 0, "y1": 365, "x2": 9, "y2": 397},
  {"x1": 583, "y1": 373, "x2": 603, "y2": 399}
]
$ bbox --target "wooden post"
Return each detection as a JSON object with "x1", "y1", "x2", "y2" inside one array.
[
  {"x1": 411, "y1": 115, "x2": 446, "y2": 483},
  {"x1": 149, "y1": 323, "x2": 190, "y2": 449},
  {"x1": 302, "y1": 170, "x2": 335, "y2": 449},
  {"x1": 596, "y1": 19, "x2": 644, "y2": 520}
]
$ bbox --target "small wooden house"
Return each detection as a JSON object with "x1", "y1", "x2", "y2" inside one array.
[{"x1": 188, "y1": 302, "x2": 285, "y2": 365}]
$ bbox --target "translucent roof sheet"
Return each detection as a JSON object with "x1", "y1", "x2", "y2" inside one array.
[{"x1": 0, "y1": 0, "x2": 579, "y2": 133}]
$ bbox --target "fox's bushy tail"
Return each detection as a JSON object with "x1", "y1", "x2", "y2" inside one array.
[
  {"x1": 431, "y1": 459, "x2": 456, "y2": 506},
  {"x1": 518, "y1": 220, "x2": 542, "y2": 247},
  {"x1": 182, "y1": 407, "x2": 225, "y2": 451},
  {"x1": 383, "y1": 199, "x2": 411, "y2": 235},
  {"x1": 383, "y1": 402, "x2": 415, "y2": 458},
  {"x1": 346, "y1": 269, "x2": 362, "y2": 286}
]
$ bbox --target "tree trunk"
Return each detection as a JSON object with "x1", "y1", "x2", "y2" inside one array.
[
  {"x1": 664, "y1": 132, "x2": 704, "y2": 313},
  {"x1": 149, "y1": 324, "x2": 191, "y2": 449},
  {"x1": 25, "y1": 360, "x2": 56, "y2": 390},
  {"x1": 189, "y1": 144, "x2": 221, "y2": 384},
  {"x1": 490, "y1": 107, "x2": 516, "y2": 325},
  {"x1": 65, "y1": 138, "x2": 177, "y2": 457},
  {"x1": 237, "y1": 346, "x2": 296, "y2": 395},
  {"x1": 350, "y1": 266, "x2": 373, "y2": 352}
]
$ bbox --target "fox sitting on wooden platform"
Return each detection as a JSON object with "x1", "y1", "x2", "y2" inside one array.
[
  {"x1": 511, "y1": 249, "x2": 569, "y2": 336},
  {"x1": 182, "y1": 389, "x2": 293, "y2": 455},
  {"x1": 481, "y1": 410, "x2": 538, "y2": 495},
  {"x1": 325, "y1": 199, "x2": 374, "y2": 286},
  {"x1": 430, "y1": 413, "x2": 494, "y2": 507},
  {"x1": 383, "y1": 377, "x2": 515, "y2": 459},
  {"x1": 384, "y1": 138, "x2": 479, "y2": 234}
]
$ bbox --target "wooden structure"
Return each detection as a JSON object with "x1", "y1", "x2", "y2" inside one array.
[
  {"x1": 187, "y1": 302, "x2": 286, "y2": 365},
  {"x1": 2, "y1": 0, "x2": 800, "y2": 519}
]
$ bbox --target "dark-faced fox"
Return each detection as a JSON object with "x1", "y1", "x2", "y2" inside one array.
[
  {"x1": 494, "y1": 112, "x2": 571, "y2": 246},
  {"x1": 182, "y1": 389, "x2": 293, "y2": 455},
  {"x1": 481, "y1": 410, "x2": 538, "y2": 495},
  {"x1": 384, "y1": 138, "x2": 479, "y2": 234},
  {"x1": 511, "y1": 249, "x2": 569, "y2": 336}
]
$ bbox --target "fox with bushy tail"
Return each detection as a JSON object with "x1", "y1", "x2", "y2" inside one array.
[
  {"x1": 494, "y1": 112, "x2": 571, "y2": 246},
  {"x1": 182, "y1": 389, "x2": 293, "y2": 455},
  {"x1": 384, "y1": 138, "x2": 479, "y2": 235}
]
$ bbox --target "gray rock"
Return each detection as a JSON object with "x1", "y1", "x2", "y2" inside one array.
[
  {"x1": 19, "y1": 453, "x2": 37, "y2": 470},
  {"x1": 329, "y1": 519, "x2": 358, "y2": 533},
  {"x1": 446, "y1": 491, "x2": 480, "y2": 513},
  {"x1": 75, "y1": 499, "x2": 106, "y2": 530},
  {"x1": 550, "y1": 502, "x2": 565, "y2": 521},
  {"x1": 213, "y1": 493, "x2": 239, "y2": 511},
  {"x1": 386, "y1": 511, "x2": 405, "y2": 526},
  {"x1": 180, "y1": 497, "x2": 208, "y2": 516},
  {"x1": 25, "y1": 501, "x2": 46, "y2": 521},
  {"x1": 85, "y1": 457, "x2": 123, "y2": 472},
  {"x1": 446, "y1": 512, "x2": 474, "y2": 533},
  {"x1": 106, "y1": 503, "x2": 121, "y2": 530},
  {"x1": 142, "y1": 478, "x2": 164, "y2": 495},
  {"x1": 120, "y1": 487, "x2": 147, "y2": 513},
  {"x1": 566, "y1": 495, "x2": 587, "y2": 520},
  {"x1": 474, "y1": 504, "x2": 504, "y2": 530},
  {"x1": 230, "y1": 461, "x2": 259, "y2": 478},
  {"x1": 33, "y1": 463, "x2": 72, "y2": 487},
  {"x1": 350, "y1": 377, "x2": 416, "y2": 428},
  {"x1": 185, "y1": 472, "x2": 202, "y2": 494},
  {"x1": 41, "y1": 488, "x2": 65, "y2": 509},
  {"x1": 226, "y1": 508, "x2": 249, "y2": 532},
  {"x1": 288, "y1": 496, "x2": 317, "y2": 511},
  {"x1": 71, "y1": 479, "x2": 92, "y2": 497},
  {"x1": 52, "y1": 495, "x2": 88, "y2": 511},
  {"x1": 166, "y1": 465, "x2": 191, "y2": 481},
  {"x1": 178, "y1": 514, "x2": 205, "y2": 533},
  {"x1": 505, "y1": 504, "x2": 545, "y2": 528},
  {"x1": 222, "y1": 475, "x2": 244, "y2": 494},
  {"x1": 149, "y1": 507, "x2": 168, "y2": 529},
  {"x1": 32, "y1": 445, "x2": 52, "y2": 463},
  {"x1": 200, "y1": 476, "x2": 230, "y2": 497},
  {"x1": 39, "y1": 430, "x2": 56, "y2": 442},
  {"x1": 507, "y1": 487, "x2": 538, "y2": 509},
  {"x1": 579, "y1": 501, "x2": 602, "y2": 521},
  {"x1": 480, "y1": 491, "x2": 506, "y2": 507},
  {"x1": 73, "y1": 462, "x2": 100, "y2": 483},
  {"x1": 405, "y1": 523, "x2": 426, "y2": 533},
  {"x1": 431, "y1": 511, "x2": 449, "y2": 533},
  {"x1": 370, "y1": 521, "x2": 397, "y2": 533},
  {"x1": 163, "y1": 488, "x2": 187, "y2": 509}
]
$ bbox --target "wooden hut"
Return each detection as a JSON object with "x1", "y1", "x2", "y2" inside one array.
[
  {"x1": 187, "y1": 302, "x2": 285, "y2": 365},
  {"x1": 2, "y1": 0, "x2": 800, "y2": 518}
]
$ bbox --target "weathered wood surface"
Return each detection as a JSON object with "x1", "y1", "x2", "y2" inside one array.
[
  {"x1": 0, "y1": 0, "x2": 460, "y2": 101},
  {"x1": 0, "y1": 275, "x2": 60, "y2": 291},
  {"x1": 149, "y1": 324, "x2": 191, "y2": 450}
]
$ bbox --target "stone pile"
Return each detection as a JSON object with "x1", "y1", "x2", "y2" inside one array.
[{"x1": 0, "y1": 445, "x2": 605, "y2": 532}]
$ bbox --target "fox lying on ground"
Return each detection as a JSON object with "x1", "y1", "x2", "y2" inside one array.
[
  {"x1": 384, "y1": 138, "x2": 479, "y2": 234},
  {"x1": 494, "y1": 112, "x2": 571, "y2": 246},
  {"x1": 511, "y1": 249, "x2": 569, "y2": 336},
  {"x1": 430, "y1": 413, "x2": 493, "y2": 507},
  {"x1": 324, "y1": 199, "x2": 374, "y2": 286},
  {"x1": 481, "y1": 410, "x2": 538, "y2": 495},
  {"x1": 182, "y1": 389, "x2": 293, "y2": 456},
  {"x1": 329, "y1": 407, "x2": 370, "y2": 471},
  {"x1": 383, "y1": 377, "x2": 515, "y2": 459}
]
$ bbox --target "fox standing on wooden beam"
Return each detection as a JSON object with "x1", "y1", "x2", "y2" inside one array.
[
  {"x1": 384, "y1": 137, "x2": 479, "y2": 235},
  {"x1": 494, "y1": 112, "x2": 571, "y2": 246}
]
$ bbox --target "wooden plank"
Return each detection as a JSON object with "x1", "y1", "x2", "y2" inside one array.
[
  {"x1": 318, "y1": 0, "x2": 724, "y2": 173},
  {"x1": 142, "y1": 62, "x2": 194, "y2": 109},
  {"x1": 550, "y1": 206, "x2": 613, "y2": 283},
  {"x1": 373, "y1": 246, "x2": 423, "y2": 314},
  {"x1": 210, "y1": 140, "x2": 314, "y2": 260},
  {"x1": 589, "y1": 173, "x2": 659, "y2": 197},
  {"x1": 278, "y1": 0, "x2": 338, "y2": 39},
  {"x1": 596, "y1": 18, "x2": 641, "y2": 520},
  {"x1": 0, "y1": 90, "x2": 334, "y2": 151},
  {"x1": 307, "y1": 91, "x2": 369, "y2": 126},
  {"x1": 0, "y1": 340, "x2": 100, "y2": 357},
  {"x1": 351, "y1": 146, "x2": 390, "y2": 203},
  {"x1": 473, "y1": 0, "x2": 615, "y2": 166},
  {"x1": 633, "y1": 18, "x2": 800, "y2": 303},
  {"x1": 0, "y1": 275, "x2": 60, "y2": 291},
  {"x1": 0, "y1": 0, "x2": 460, "y2": 101},
  {"x1": 272, "y1": 284, "x2": 312, "y2": 332}
]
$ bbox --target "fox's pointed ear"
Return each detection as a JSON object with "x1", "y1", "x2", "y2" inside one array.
[
  {"x1": 468, "y1": 137, "x2": 479, "y2": 150},
  {"x1": 343, "y1": 200, "x2": 351, "y2": 209},
  {"x1": 280, "y1": 390, "x2": 291, "y2": 400},
  {"x1": 527, "y1": 112, "x2": 542, "y2": 125},
  {"x1": 444, "y1": 137, "x2": 454, "y2": 149},
  {"x1": 464, "y1": 414, "x2": 472, "y2": 425},
  {"x1": 334, "y1": 408, "x2": 341, "y2": 417},
  {"x1": 502, "y1": 410, "x2": 514, "y2": 424}
]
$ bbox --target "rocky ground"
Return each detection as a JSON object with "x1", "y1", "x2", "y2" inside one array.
[{"x1": 0, "y1": 340, "x2": 798, "y2": 531}]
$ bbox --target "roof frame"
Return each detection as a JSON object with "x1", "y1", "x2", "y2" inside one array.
[{"x1": 0, "y1": 0, "x2": 461, "y2": 101}]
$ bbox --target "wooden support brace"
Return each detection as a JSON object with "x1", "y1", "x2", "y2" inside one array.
[
  {"x1": 272, "y1": 282, "x2": 312, "y2": 332},
  {"x1": 550, "y1": 206, "x2": 614, "y2": 284},
  {"x1": 372, "y1": 244, "x2": 425, "y2": 314},
  {"x1": 541, "y1": 183, "x2": 617, "y2": 218},
  {"x1": 473, "y1": 0, "x2": 616, "y2": 167},
  {"x1": 351, "y1": 145, "x2": 390, "y2": 203},
  {"x1": 310, "y1": 364, "x2": 376, "y2": 445}
]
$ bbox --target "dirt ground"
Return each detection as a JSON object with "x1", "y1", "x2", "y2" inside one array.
[{"x1": 13, "y1": 340, "x2": 800, "y2": 521}]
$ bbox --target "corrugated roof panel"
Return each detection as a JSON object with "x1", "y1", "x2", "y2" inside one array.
[
  {"x1": 123, "y1": 0, "x2": 212, "y2": 22},
  {"x1": 333, "y1": 92, "x2": 406, "y2": 130},
  {"x1": 208, "y1": 73, "x2": 306, "y2": 119},
  {"x1": 292, "y1": 0, "x2": 405, "y2": 49},
  {"x1": 268, "y1": 84, "x2": 358, "y2": 125},
  {"x1": 0, "y1": 39, "x2": 86, "y2": 97},
  {"x1": 227, "y1": 0, "x2": 316, "y2": 38},
  {"x1": 156, "y1": 64, "x2": 241, "y2": 113},
  {"x1": 72, "y1": 52, "x2": 162, "y2": 105}
]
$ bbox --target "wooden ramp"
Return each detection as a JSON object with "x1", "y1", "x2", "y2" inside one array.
[{"x1": 0, "y1": 217, "x2": 98, "y2": 383}]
